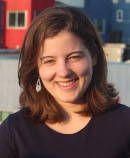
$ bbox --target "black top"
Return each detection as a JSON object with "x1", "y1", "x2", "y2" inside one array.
[{"x1": 0, "y1": 104, "x2": 130, "y2": 158}]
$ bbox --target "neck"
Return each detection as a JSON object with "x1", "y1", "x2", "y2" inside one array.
[{"x1": 56, "y1": 101, "x2": 86, "y2": 122}]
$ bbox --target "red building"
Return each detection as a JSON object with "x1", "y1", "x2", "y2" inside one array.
[{"x1": 1, "y1": 0, "x2": 55, "y2": 49}]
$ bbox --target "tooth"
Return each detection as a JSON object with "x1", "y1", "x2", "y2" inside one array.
[{"x1": 58, "y1": 80, "x2": 75, "y2": 86}]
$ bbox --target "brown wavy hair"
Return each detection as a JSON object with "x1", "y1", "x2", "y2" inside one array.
[{"x1": 18, "y1": 7, "x2": 119, "y2": 123}]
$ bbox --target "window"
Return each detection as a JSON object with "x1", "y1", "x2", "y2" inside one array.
[
  {"x1": 8, "y1": 11, "x2": 27, "y2": 28},
  {"x1": 108, "y1": 31, "x2": 122, "y2": 43},
  {"x1": 112, "y1": 0, "x2": 119, "y2": 3},
  {"x1": 18, "y1": 13, "x2": 25, "y2": 26},
  {"x1": 116, "y1": 9, "x2": 123, "y2": 22},
  {"x1": 95, "y1": 19, "x2": 105, "y2": 33},
  {"x1": 9, "y1": 12, "x2": 16, "y2": 27}
]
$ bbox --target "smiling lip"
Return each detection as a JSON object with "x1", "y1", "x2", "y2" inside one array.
[{"x1": 56, "y1": 79, "x2": 78, "y2": 90}]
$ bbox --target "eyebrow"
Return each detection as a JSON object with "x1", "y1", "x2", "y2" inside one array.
[
  {"x1": 68, "y1": 51, "x2": 84, "y2": 56},
  {"x1": 40, "y1": 56, "x2": 54, "y2": 61},
  {"x1": 40, "y1": 51, "x2": 84, "y2": 61}
]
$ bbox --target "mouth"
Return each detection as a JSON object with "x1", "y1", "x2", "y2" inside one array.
[{"x1": 56, "y1": 78, "x2": 78, "y2": 89}]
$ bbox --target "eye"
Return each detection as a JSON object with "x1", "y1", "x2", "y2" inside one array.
[
  {"x1": 71, "y1": 56, "x2": 81, "y2": 59},
  {"x1": 45, "y1": 60, "x2": 54, "y2": 63},
  {"x1": 42, "y1": 60, "x2": 55, "y2": 65},
  {"x1": 69, "y1": 55, "x2": 82, "y2": 61}
]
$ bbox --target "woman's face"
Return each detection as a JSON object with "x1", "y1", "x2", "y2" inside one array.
[{"x1": 38, "y1": 30, "x2": 97, "y2": 105}]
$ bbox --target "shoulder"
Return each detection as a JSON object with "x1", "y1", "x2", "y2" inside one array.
[
  {"x1": 0, "y1": 109, "x2": 35, "y2": 154},
  {"x1": 0, "y1": 109, "x2": 34, "y2": 134},
  {"x1": 0, "y1": 110, "x2": 24, "y2": 136},
  {"x1": 0, "y1": 110, "x2": 24, "y2": 158},
  {"x1": 95, "y1": 104, "x2": 130, "y2": 132},
  {"x1": 94, "y1": 104, "x2": 130, "y2": 127},
  {"x1": 114, "y1": 104, "x2": 130, "y2": 129},
  {"x1": 95, "y1": 103, "x2": 130, "y2": 118},
  {"x1": 101, "y1": 103, "x2": 130, "y2": 118},
  {"x1": 105, "y1": 103, "x2": 130, "y2": 121},
  {"x1": 108, "y1": 103, "x2": 130, "y2": 119},
  {"x1": 0, "y1": 110, "x2": 23, "y2": 127}
]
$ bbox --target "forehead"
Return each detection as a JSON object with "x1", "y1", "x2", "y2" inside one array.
[{"x1": 39, "y1": 30, "x2": 87, "y2": 57}]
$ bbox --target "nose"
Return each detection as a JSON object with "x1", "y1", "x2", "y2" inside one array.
[{"x1": 56, "y1": 61, "x2": 72, "y2": 78}]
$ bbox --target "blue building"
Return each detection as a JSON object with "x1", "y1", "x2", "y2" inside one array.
[
  {"x1": 56, "y1": 0, "x2": 113, "y2": 43},
  {"x1": 110, "y1": 0, "x2": 130, "y2": 44},
  {"x1": 56, "y1": 0, "x2": 130, "y2": 44},
  {"x1": 83, "y1": 0, "x2": 112, "y2": 44},
  {"x1": 84, "y1": 0, "x2": 130, "y2": 44}
]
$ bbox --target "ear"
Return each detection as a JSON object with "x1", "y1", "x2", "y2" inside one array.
[{"x1": 92, "y1": 54, "x2": 98, "y2": 66}]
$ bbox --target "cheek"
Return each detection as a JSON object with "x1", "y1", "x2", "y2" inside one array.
[
  {"x1": 72, "y1": 60, "x2": 92, "y2": 77},
  {"x1": 39, "y1": 67, "x2": 56, "y2": 81}
]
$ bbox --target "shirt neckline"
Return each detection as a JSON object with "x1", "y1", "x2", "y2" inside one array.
[{"x1": 43, "y1": 116, "x2": 95, "y2": 136}]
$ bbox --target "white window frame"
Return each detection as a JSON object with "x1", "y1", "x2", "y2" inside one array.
[
  {"x1": 95, "y1": 19, "x2": 105, "y2": 34},
  {"x1": 7, "y1": 11, "x2": 27, "y2": 29},
  {"x1": 112, "y1": 0, "x2": 119, "y2": 4},
  {"x1": 116, "y1": 9, "x2": 123, "y2": 22}
]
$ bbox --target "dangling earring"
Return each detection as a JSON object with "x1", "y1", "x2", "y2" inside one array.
[{"x1": 36, "y1": 77, "x2": 41, "y2": 92}]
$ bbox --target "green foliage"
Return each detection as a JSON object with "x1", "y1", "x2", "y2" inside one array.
[{"x1": 0, "y1": 111, "x2": 13, "y2": 123}]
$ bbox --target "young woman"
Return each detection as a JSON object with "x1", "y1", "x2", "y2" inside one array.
[{"x1": 0, "y1": 7, "x2": 130, "y2": 158}]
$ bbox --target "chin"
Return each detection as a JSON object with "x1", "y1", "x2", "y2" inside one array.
[{"x1": 56, "y1": 96, "x2": 81, "y2": 104}]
